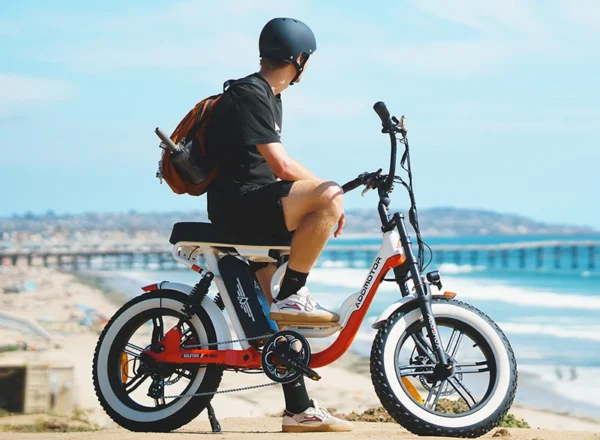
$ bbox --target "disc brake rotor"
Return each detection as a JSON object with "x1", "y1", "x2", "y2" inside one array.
[{"x1": 410, "y1": 350, "x2": 462, "y2": 397}]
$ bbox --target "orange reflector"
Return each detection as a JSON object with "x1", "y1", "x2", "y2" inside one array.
[
  {"x1": 120, "y1": 353, "x2": 128, "y2": 383},
  {"x1": 402, "y1": 377, "x2": 424, "y2": 404},
  {"x1": 443, "y1": 291, "x2": 457, "y2": 299}
]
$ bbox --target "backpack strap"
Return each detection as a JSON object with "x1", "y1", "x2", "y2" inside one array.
[{"x1": 223, "y1": 76, "x2": 270, "y2": 98}]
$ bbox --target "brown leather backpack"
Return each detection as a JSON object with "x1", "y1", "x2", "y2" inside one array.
[{"x1": 157, "y1": 77, "x2": 267, "y2": 196}]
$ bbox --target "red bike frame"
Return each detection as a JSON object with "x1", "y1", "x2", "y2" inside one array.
[{"x1": 143, "y1": 254, "x2": 405, "y2": 369}]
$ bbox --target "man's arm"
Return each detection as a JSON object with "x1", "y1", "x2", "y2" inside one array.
[{"x1": 257, "y1": 142, "x2": 318, "y2": 181}]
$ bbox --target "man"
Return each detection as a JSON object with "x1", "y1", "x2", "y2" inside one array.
[{"x1": 205, "y1": 18, "x2": 351, "y2": 433}]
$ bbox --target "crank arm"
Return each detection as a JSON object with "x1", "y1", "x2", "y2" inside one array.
[{"x1": 278, "y1": 351, "x2": 321, "y2": 381}]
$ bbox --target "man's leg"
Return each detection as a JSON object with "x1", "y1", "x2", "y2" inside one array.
[
  {"x1": 254, "y1": 264, "x2": 277, "y2": 303},
  {"x1": 281, "y1": 180, "x2": 344, "y2": 273},
  {"x1": 275, "y1": 180, "x2": 343, "y2": 302},
  {"x1": 253, "y1": 264, "x2": 312, "y2": 414}
]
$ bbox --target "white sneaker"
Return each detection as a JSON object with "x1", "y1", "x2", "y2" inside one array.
[
  {"x1": 270, "y1": 287, "x2": 339, "y2": 323},
  {"x1": 282, "y1": 400, "x2": 352, "y2": 433}
]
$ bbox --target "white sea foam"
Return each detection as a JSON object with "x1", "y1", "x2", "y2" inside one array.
[
  {"x1": 309, "y1": 268, "x2": 600, "y2": 311},
  {"x1": 518, "y1": 364, "x2": 600, "y2": 407},
  {"x1": 498, "y1": 322, "x2": 600, "y2": 342},
  {"x1": 437, "y1": 263, "x2": 487, "y2": 274}
]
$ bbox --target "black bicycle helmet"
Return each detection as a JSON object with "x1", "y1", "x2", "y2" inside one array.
[{"x1": 259, "y1": 17, "x2": 316, "y2": 84}]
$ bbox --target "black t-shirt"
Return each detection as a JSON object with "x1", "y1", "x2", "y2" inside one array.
[{"x1": 206, "y1": 73, "x2": 282, "y2": 194}]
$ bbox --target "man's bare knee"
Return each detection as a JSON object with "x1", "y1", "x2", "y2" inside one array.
[
  {"x1": 312, "y1": 181, "x2": 343, "y2": 209},
  {"x1": 315, "y1": 183, "x2": 344, "y2": 219},
  {"x1": 282, "y1": 180, "x2": 344, "y2": 231}
]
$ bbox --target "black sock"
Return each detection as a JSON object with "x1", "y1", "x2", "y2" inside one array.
[
  {"x1": 276, "y1": 267, "x2": 309, "y2": 301},
  {"x1": 282, "y1": 376, "x2": 312, "y2": 414}
]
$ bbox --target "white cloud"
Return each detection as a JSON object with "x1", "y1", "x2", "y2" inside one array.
[
  {"x1": 285, "y1": 91, "x2": 371, "y2": 119},
  {"x1": 0, "y1": 74, "x2": 74, "y2": 115},
  {"x1": 402, "y1": 0, "x2": 593, "y2": 73},
  {"x1": 411, "y1": 0, "x2": 546, "y2": 36},
  {"x1": 561, "y1": 0, "x2": 600, "y2": 33},
  {"x1": 53, "y1": 32, "x2": 257, "y2": 73},
  {"x1": 371, "y1": 39, "x2": 513, "y2": 76}
]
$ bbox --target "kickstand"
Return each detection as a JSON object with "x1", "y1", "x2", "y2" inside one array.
[{"x1": 207, "y1": 403, "x2": 221, "y2": 433}]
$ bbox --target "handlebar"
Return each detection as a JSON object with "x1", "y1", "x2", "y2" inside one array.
[
  {"x1": 373, "y1": 101, "x2": 393, "y2": 131},
  {"x1": 374, "y1": 101, "x2": 398, "y2": 193},
  {"x1": 342, "y1": 101, "x2": 402, "y2": 195},
  {"x1": 342, "y1": 172, "x2": 368, "y2": 193}
]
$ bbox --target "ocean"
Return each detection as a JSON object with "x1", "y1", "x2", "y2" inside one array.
[{"x1": 92, "y1": 233, "x2": 600, "y2": 418}]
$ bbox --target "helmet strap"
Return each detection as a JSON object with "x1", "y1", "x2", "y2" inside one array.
[{"x1": 289, "y1": 54, "x2": 309, "y2": 86}]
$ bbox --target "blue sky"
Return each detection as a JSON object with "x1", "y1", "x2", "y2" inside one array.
[{"x1": 1, "y1": 0, "x2": 599, "y2": 228}]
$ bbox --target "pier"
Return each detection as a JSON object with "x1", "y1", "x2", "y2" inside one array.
[{"x1": 1, "y1": 240, "x2": 598, "y2": 272}]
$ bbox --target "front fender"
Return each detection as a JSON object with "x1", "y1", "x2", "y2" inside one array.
[
  {"x1": 371, "y1": 295, "x2": 418, "y2": 329},
  {"x1": 143, "y1": 281, "x2": 232, "y2": 349},
  {"x1": 371, "y1": 293, "x2": 457, "y2": 329}
]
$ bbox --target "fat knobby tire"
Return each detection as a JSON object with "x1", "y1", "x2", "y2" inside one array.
[
  {"x1": 370, "y1": 298, "x2": 518, "y2": 438},
  {"x1": 92, "y1": 290, "x2": 224, "y2": 432}
]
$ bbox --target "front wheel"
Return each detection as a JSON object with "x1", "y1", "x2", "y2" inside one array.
[{"x1": 370, "y1": 298, "x2": 517, "y2": 438}]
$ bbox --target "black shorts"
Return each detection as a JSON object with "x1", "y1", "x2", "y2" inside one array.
[{"x1": 207, "y1": 180, "x2": 294, "y2": 242}]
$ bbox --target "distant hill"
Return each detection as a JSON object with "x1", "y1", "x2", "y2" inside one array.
[
  {"x1": 345, "y1": 207, "x2": 597, "y2": 236},
  {"x1": 1, "y1": 207, "x2": 596, "y2": 237}
]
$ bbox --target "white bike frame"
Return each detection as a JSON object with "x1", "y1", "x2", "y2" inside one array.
[{"x1": 166, "y1": 229, "x2": 405, "y2": 351}]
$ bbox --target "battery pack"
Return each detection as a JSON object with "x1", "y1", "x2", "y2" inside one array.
[{"x1": 218, "y1": 255, "x2": 277, "y2": 346}]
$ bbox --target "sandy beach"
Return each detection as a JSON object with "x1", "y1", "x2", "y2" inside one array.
[{"x1": 1, "y1": 265, "x2": 599, "y2": 438}]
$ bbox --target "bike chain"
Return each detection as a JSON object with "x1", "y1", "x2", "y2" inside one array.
[{"x1": 160, "y1": 334, "x2": 278, "y2": 399}]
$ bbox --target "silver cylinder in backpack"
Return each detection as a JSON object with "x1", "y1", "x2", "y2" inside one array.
[{"x1": 155, "y1": 127, "x2": 207, "y2": 185}]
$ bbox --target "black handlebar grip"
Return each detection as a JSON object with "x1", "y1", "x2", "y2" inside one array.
[
  {"x1": 342, "y1": 178, "x2": 361, "y2": 193},
  {"x1": 342, "y1": 172, "x2": 368, "y2": 193},
  {"x1": 155, "y1": 127, "x2": 180, "y2": 152},
  {"x1": 373, "y1": 101, "x2": 393, "y2": 129}
]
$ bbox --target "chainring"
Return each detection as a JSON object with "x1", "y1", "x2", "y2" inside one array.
[{"x1": 261, "y1": 330, "x2": 311, "y2": 384}]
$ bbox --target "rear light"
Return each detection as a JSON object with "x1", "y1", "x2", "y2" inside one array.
[{"x1": 142, "y1": 283, "x2": 159, "y2": 292}]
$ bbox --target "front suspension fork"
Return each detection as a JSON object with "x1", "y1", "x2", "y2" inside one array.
[{"x1": 394, "y1": 213, "x2": 450, "y2": 368}]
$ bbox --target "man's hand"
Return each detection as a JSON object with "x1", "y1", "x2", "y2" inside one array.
[{"x1": 334, "y1": 213, "x2": 345, "y2": 238}]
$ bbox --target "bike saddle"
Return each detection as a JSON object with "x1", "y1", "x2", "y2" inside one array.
[{"x1": 169, "y1": 222, "x2": 292, "y2": 248}]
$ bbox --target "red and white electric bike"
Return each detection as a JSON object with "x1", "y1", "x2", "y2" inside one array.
[{"x1": 93, "y1": 102, "x2": 517, "y2": 437}]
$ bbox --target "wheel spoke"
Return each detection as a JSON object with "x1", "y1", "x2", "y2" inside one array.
[
  {"x1": 122, "y1": 342, "x2": 144, "y2": 358},
  {"x1": 424, "y1": 380, "x2": 438, "y2": 408},
  {"x1": 124, "y1": 372, "x2": 150, "y2": 394},
  {"x1": 445, "y1": 328, "x2": 457, "y2": 353},
  {"x1": 151, "y1": 316, "x2": 164, "y2": 346},
  {"x1": 431, "y1": 380, "x2": 448, "y2": 411},
  {"x1": 454, "y1": 361, "x2": 489, "y2": 374},
  {"x1": 176, "y1": 369, "x2": 194, "y2": 380},
  {"x1": 448, "y1": 331, "x2": 464, "y2": 358},
  {"x1": 398, "y1": 364, "x2": 435, "y2": 377},
  {"x1": 448, "y1": 377, "x2": 477, "y2": 409}
]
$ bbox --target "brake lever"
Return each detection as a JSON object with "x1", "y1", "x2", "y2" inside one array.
[{"x1": 361, "y1": 168, "x2": 383, "y2": 197}]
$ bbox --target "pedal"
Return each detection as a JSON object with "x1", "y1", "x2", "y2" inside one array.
[{"x1": 279, "y1": 351, "x2": 321, "y2": 381}]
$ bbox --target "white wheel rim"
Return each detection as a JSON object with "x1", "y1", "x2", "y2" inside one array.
[
  {"x1": 96, "y1": 298, "x2": 209, "y2": 422},
  {"x1": 382, "y1": 303, "x2": 511, "y2": 428}
]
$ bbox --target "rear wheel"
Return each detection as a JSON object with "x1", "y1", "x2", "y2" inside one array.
[
  {"x1": 371, "y1": 298, "x2": 517, "y2": 437},
  {"x1": 93, "y1": 290, "x2": 223, "y2": 432}
]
